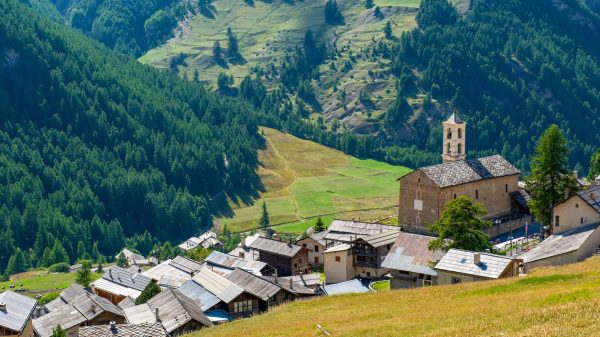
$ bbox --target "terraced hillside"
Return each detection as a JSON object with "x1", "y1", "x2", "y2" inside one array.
[
  {"x1": 188, "y1": 257, "x2": 600, "y2": 337},
  {"x1": 140, "y1": 0, "x2": 420, "y2": 132},
  {"x1": 213, "y1": 127, "x2": 411, "y2": 233}
]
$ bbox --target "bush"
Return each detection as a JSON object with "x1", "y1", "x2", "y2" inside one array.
[
  {"x1": 48, "y1": 262, "x2": 70, "y2": 273},
  {"x1": 38, "y1": 292, "x2": 60, "y2": 304}
]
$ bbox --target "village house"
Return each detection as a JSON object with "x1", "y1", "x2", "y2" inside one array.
[
  {"x1": 33, "y1": 284, "x2": 125, "y2": 337},
  {"x1": 398, "y1": 113, "x2": 529, "y2": 235},
  {"x1": 204, "y1": 251, "x2": 274, "y2": 276},
  {"x1": 245, "y1": 237, "x2": 310, "y2": 276},
  {"x1": 92, "y1": 266, "x2": 153, "y2": 304},
  {"x1": 519, "y1": 185, "x2": 600, "y2": 272},
  {"x1": 381, "y1": 232, "x2": 445, "y2": 289},
  {"x1": 118, "y1": 249, "x2": 158, "y2": 267},
  {"x1": 142, "y1": 256, "x2": 203, "y2": 289},
  {"x1": 323, "y1": 243, "x2": 353, "y2": 284},
  {"x1": 178, "y1": 231, "x2": 223, "y2": 252},
  {"x1": 122, "y1": 288, "x2": 212, "y2": 336},
  {"x1": 434, "y1": 249, "x2": 521, "y2": 285},
  {"x1": 228, "y1": 233, "x2": 260, "y2": 260},
  {"x1": 296, "y1": 230, "x2": 327, "y2": 268},
  {"x1": 78, "y1": 322, "x2": 168, "y2": 337},
  {"x1": 322, "y1": 220, "x2": 399, "y2": 248},
  {"x1": 0, "y1": 291, "x2": 36, "y2": 337}
]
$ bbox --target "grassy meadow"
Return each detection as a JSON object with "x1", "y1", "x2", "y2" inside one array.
[
  {"x1": 215, "y1": 127, "x2": 411, "y2": 233},
  {"x1": 0, "y1": 270, "x2": 100, "y2": 297},
  {"x1": 188, "y1": 257, "x2": 600, "y2": 337}
]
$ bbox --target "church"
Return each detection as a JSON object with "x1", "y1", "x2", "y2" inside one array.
[{"x1": 398, "y1": 113, "x2": 531, "y2": 236}]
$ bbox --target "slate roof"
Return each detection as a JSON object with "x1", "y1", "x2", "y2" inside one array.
[
  {"x1": 0, "y1": 291, "x2": 36, "y2": 333},
  {"x1": 435, "y1": 249, "x2": 519, "y2": 279},
  {"x1": 225, "y1": 268, "x2": 283, "y2": 301},
  {"x1": 33, "y1": 304, "x2": 87, "y2": 337},
  {"x1": 158, "y1": 275, "x2": 189, "y2": 289},
  {"x1": 576, "y1": 185, "x2": 600, "y2": 213},
  {"x1": 360, "y1": 231, "x2": 401, "y2": 248},
  {"x1": 381, "y1": 232, "x2": 445, "y2": 276},
  {"x1": 519, "y1": 222, "x2": 600, "y2": 263},
  {"x1": 205, "y1": 251, "x2": 268, "y2": 275},
  {"x1": 246, "y1": 236, "x2": 303, "y2": 258},
  {"x1": 45, "y1": 284, "x2": 123, "y2": 319},
  {"x1": 147, "y1": 289, "x2": 212, "y2": 333},
  {"x1": 123, "y1": 303, "x2": 156, "y2": 325},
  {"x1": 178, "y1": 279, "x2": 222, "y2": 311},
  {"x1": 78, "y1": 323, "x2": 168, "y2": 337},
  {"x1": 510, "y1": 189, "x2": 531, "y2": 209},
  {"x1": 99, "y1": 266, "x2": 153, "y2": 292},
  {"x1": 324, "y1": 220, "x2": 399, "y2": 243},
  {"x1": 446, "y1": 112, "x2": 464, "y2": 124},
  {"x1": 192, "y1": 266, "x2": 244, "y2": 303},
  {"x1": 415, "y1": 155, "x2": 520, "y2": 188},
  {"x1": 323, "y1": 279, "x2": 371, "y2": 295}
]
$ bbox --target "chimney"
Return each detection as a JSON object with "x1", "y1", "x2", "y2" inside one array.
[
  {"x1": 239, "y1": 252, "x2": 245, "y2": 259},
  {"x1": 109, "y1": 269, "x2": 112, "y2": 278},
  {"x1": 110, "y1": 321, "x2": 116, "y2": 330},
  {"x1": 274, "y1": 276, "x2": 278, "y2": 284},
  {"x1": 473, "y1": 253, "x2": 481, "y2": 265},
  {"x1": 241, "y1": 235, "x2": 246, "y2": 248},
  {"x1": 155, "y1": 307, "x2": 160, "y2": 322},
  {"x1": 91, "y1": 303, "x2": 96, "y2": 313},
  {"x1": 0, "y1": 303, "x2": 6, "y2": 311},
  {"x1": 289, "y1": 279, "x2": 293, "y2": 290}
]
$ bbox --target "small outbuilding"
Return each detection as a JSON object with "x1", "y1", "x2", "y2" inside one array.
[{"x1": 434, "y1": 249, "x2": 521, "y2": 285}]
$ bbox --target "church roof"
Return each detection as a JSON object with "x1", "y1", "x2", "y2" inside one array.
[
  {"x1": 417, "y1": 155, "x2": 520, "y2": 188},
  {"x1": 445, "y1": 112, "x2": 464, "y2": 124}
]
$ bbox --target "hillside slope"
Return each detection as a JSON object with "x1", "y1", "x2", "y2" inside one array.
[
  {"x1": 0, "y1": 0, "x2": 259, "y2": 274},
  {"x1": 190, "y1": 258, "x2": 600, "y2": 337},
  {"x1": 214, "y1": 127, "x2": 411, "y2": 233}
]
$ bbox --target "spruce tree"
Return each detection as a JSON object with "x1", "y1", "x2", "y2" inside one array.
[
  {"x1": 227, "y1": 26, "x2": 240, "y2": 59},
  {"x1": 384, "y1": 21, "x2": 393, "y2": 39},
  {"x1": 213, "y1": 41, "x2": 223, "y2": 61},
  {"x1": 526, "y1": 124, "x2": 578, "y2": 231},
  {"x1": 135, "y1": 282, "x2": 161, "y2": 305},
  {"x1": 76, "y1": 260, "x2": 93, "y2": 288},
  {"x1": 159, "y1": 241, "x2": 174, "y2": 261},
  {"x1": 315, "y1": 217, "x2": 326, "y2": 232},
  {"x1": 259, "y1": 202, "x2": 271, "y2": 237},
  {"x1": 365, "y1": 0, "x2": 374, "y2": 9},
  {"x1": 325, "y1": 0, "x2": 345, "y2": 25},
  {"x1": 116, "y1": 252, "x2": 129, "y2": 268},
  {"x1": 50, "y1": 240, "x2": 69, "y2": 265}
]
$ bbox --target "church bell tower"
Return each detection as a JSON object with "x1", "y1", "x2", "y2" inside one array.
[{"x1": 442, "y1": 112, "x2": 466, "y2": 163}]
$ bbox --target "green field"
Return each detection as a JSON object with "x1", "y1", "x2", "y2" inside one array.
[
  {"x1": 215, "y1": 127, "x2": 411, "y2": 233},
  {"x1": 0, "y1": 270, "x2": 101, "y2": 296},
  {"x1": 188, "y1": 258, "x2": 600, "y2": 337}
]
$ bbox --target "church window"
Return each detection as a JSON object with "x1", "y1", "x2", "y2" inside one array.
[
  {"x1": 453, "y1": 194, "x2": 457, "y2": 199},
  {"x1": 458, "y1": 128, "x2": 462, "y2": 139},
  {"x1": 505, "y1": 184, "x2": 508, "y2": 193},
  {"x1": 447, "y1": 129, "x2": 452, "y2": 139},
  {"x1": 457, "y1": 143, "x2": 462, "y2": 154},
  {"x1": 446, "y1": 143, "x2": 451, "y2": 154},
  {"x1": 475, "y1": 189, "x2": 479, "y2": 199}
]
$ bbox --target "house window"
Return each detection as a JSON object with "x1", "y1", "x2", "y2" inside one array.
[
  {"x1": 475, "y1": 190, "x2": 479, "y2": 199},
  {"x1": 505, "y1": 184, "x2": 508, "y2": 193},
  {"x1": 453, "y1": 194, "x2": 457, "y2": 199},
  {"x1": 386, "y1": 244, "x2": 391, "y2": 250},
  {"x1": 581, "y1": 217, "x2": 585, "y2": 224},
  {"x1": 447, "y1": 128, "x2": 452, "y2": 139},
  {"x1": 576, "y1": 203, "x2": 579, "y2": 208},
  {"x1": 555, "y1": 215, "x2": 560, "y2": 227},
  {"x1": 451, "y1": 277, "x2": 462, "y2": 284},
  {"x1": 315, "y1": 246, "x2": 319, "y2": 252},
  {"x1": 457, "y1": 143, "x2": 462, "y2": 154},
  {"x1": 458, "y1": 128, "x2": 462, "y2": 139},
  {"x1": 302, "y1": 243, "x2": 307, "y2": 248},
  {"x1": 366, "y1": 272, "x2": 371, "y2": 277},
  {"x1": 447, "y1": 143, "x2": 451, "y2": 154},
  {"x1": 233, "y1": 300, "x2": 253, "y2": 314},
  {"x1": 294, "y1": 263, "x2": 298, "y2": 268},
  {"x1": 335, "y1": 256, "x2": 341, "y2": 262},
  {"x1": 314, "y1": 256, "x2": 319, "y2": 264}
]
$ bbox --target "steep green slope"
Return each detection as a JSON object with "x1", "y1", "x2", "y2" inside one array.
[{"x1": 0, "y1": 0, "x2": 259, "y2": 275}]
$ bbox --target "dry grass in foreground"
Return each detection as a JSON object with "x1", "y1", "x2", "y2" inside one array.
[{"x1": 188, "y1": 257, "x2": 600, "y2": 337}]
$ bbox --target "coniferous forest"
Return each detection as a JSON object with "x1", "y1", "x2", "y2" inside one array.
[{"x1": 0, "y1": 0, "x2": 259, "y2": 276}]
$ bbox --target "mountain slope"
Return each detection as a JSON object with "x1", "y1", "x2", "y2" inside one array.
[
  {"x1": 0, "y1": 0, "x2": 259, "y2": 273},
  {"x1": 189, "y1": 257, "x2": 600, "y2": 337}
]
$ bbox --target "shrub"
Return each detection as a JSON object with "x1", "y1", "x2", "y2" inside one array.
[{"x1": 48, "y1": 262, "x2": 70, "y2": 273}]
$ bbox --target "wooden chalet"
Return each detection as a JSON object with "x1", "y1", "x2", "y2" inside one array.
[
  {"x1": 246, "y1": 237, "x2": 310, "y2": 276},
  {"x1": 0, "y1": 291, "x2": 37, "y2": 337},
  {"x1": 92, "y1": 266, "x2": 153, "y2": 304}
]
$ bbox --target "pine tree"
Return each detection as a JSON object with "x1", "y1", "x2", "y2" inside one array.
[
  {"x1": 315, "y1": 217, "x2": 326, "y2": 232},
  {"x1": 135, "y1": 282, "x2": 161, "y2": 305},
  {"x1": 259, "y1": 202, "x2": 271, "y2": 237},
  {"x1": 325, "y1": 0, "x2": 345, "y2": 25},
  {"x1": 40, "y1": 247, "x2": 52, "y2": 268},
  {"x1": 76, "y1": 260, "x2": 93, "y2": 288},
  {"x1": 91, "y1": 242, "x2": 100, "y2": 261},
  {"x1": 213, "y1": 41, "x2": 223, "y2": 61},
  {"x1": 227, "y1": 26, "x2": 240, "y2": 59},
  {"x1": 159, "y1": 241, "x2": 174, "y2": 261},
  {"x1": 5, "y1": 248, "x2": 30, "y2": 276},
  {"x1": 384, "y1": 21, "x2": 393, "y2": 39},
  {"x1": 116, "y1": 252, "x2": 129, "y2": 268},
  {"x1": 50, "y1": 240, "x2": 69, "y2": 265},
  {"x1": 77, "y1": 241, "x2": 87, "y2": 260},
  {"x1": 588, "y1": 147, "x2": 600, "y2": 180},
  {"x1": 428, "y1": 196, "x2": 493, "y2": 252},
  {"x1": 365, "y1": 0, "x2": 374, "y2": 9},
  {"x1": 526, "y1": 125, "x2": 578, "y2": 232}
]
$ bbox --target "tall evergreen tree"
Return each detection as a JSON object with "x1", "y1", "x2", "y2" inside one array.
[
  {"x1": 159, "y1": 241, "x2": 174, "y2": 261},
  {"x1": 314, "y1": 217, "x2": 326, "y2": 232},
  {"x1": 227, "y1": 26, "x2": 240, "y2": 59},
  {"x1": 50, "y1": 240, "x2": 69, "y2": 265},
  {"x1": 526, "y1": 125, "x2": 578, "y2": 231},
  {"x1": 76, "y1": 260, "x2": 93, "y2": 288},
  {"x1": 135, "y1": 282, "x2": 161, "y2": 305},
  {"x1": 365, "y1": 0, "x2": 374, "y2": 9},
  {"x1": 588, "y1": 148, "x2": 600, "y2": 181},
  {"x1": 116, "y1": 252, "x2": 129, "y2": 268},
  {"x1": 213, "y1": 41, "x2": 223, "y2": 61},
  {"x1": 384, "y1": 21, "x2": 393, "y2": 39},
  {"x1": 259, "y1": 202, "x2": 271, "y2": 237},
  {"x1": 324, "y1": 0, "x2": 345, "y2": 25}
]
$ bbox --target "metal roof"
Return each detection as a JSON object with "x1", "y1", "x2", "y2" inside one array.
[
  {"x1": 360, "y1": 231, "x2": 401, "y2": 248},
  {"x1": 123, "y1": 303, "x2": 156, "y2": 325},
  {"x1": 147, "y1": 289, "x2": 212, "y2": 333},
  {"x1": 142, "y1": 259, "x2": 193, "y2": 282},
  {"x1": 205, "y1": 251, "x2": 268, "y2": 275},
  {"x1": 99, "y1": 266, "x2": 153, "y2": 292},
  {"x1": 178, "y1": 279, "x2": 222, "y2": 311},
  {"x1": 93, "y1": 278, "x2": 143, "y2": 299},
  {"x1": 159, "y1": 274, "x2": 189, "y2": 289},
  {"x1": 435, "y1": 249, "x2": 519, "y2": 279},
  {"x1": 118, "y1": 297, "x2": 136, "y2": 311},
  {"x1": 33, "y1": 304, "x2": 87, "y2": 337},
  {"x1": 0, "y1": 291, "x2": 36, "y2": 333},
  {"x1": 324, "y1": 243, "x2": 351, "y2": 253},
  {"x1": 246, "y1": 236, "x2": 303, "y2": 258},
  {"x1": 415, "y1": 155, "x2": 520, "y2": 188},
  {"x1": 519, "y1": 222, "x2": 600, "y2": 263},
  {"x1": 323, "y1": 279, "x2": 371, "y2": 295},
  {"x1": 446, "y1": 112, "x2": 464, "y2": 124},
  {"x1": 78, "y1": 323, "x2": 168, "y2": 337},
  {"x1": 328, "y1": 220, "x2": 399, "y2": 236},
  {"x1": 192, "y1": 266, "x2": 244, "y2": 303},
  {"x1": 260, "y1": 276, "x2": 316, "y2": 296},
  {"x1": 381, "y1": 232, "x2": 445, "y2": 276},
  {"x1": 170, "y1": 256, "x2": 203, "y2": 274},
  {"x1": 225, "y1": 269, "x2": 283, "y2": 301},
  {"x1": 268, "y1": 274, "x2": 321, "y2": 288},
  {"x1": 205, "y1": 310, "x2": 233, "y2": 323},
  {"x1": 576, "y1": 185, "x2": 600, "y2": 213}
]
